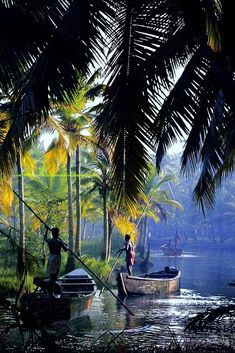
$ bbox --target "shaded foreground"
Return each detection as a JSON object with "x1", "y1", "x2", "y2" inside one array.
[
  {"x1": 1, "y1": 308, "x2": 235, "y2": 353},
  {"x1": 1, "y1": 298, "x2": 235, "y2": 353},
  {"x1": 1, "y1": 334, "x2": 235, "y2": 353}
]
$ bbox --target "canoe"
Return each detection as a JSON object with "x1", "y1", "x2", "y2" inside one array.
[
  {"x1": 117, "y1": 268, "x2": 181, "y2": 296},
  {"x1": 161, "y1": 245, "x2": 182, "y2": 256},
  {"x1": 20, "y1": 268, "x2": 97, "y2": 323}
]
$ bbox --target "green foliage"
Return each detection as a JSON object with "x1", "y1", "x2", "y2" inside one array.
[
  {"x1": 0, "y1": 265, "x2": 36, "y2": 294},
  {"x1": 79, "y1": 255, "x2": 113, "y2": 282},
  {"x1": 82, "y1": 239, "x2": 103, "y2": 258}
]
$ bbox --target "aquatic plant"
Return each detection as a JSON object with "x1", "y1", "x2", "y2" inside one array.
[{"x1": 185, "y1": 303, "x2": 235, "y2": 333}]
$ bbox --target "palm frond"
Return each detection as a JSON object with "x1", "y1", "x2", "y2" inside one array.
[
  {"x1": 0, "y1": 176, "x2": 14, "y2": 215},
  {"x1": 112, "y1": 216, "x2": 138, "y2": 243},
  {"x1": 190, "y1": 90, "x2": 231, "y2": 211},
  {"x1": 96, "y1": 1, "x2": 165, "y2": 210},
  {"x1": 22, "y1": 152, "x2": 36, "y2": 176},
  {"x1": 0, "y1": 228, "x2": 40, "y2": 278},
  {"x1": 0, "y1": 0, "x2": 114, "y2": 175},
  {"x1": 155, "y1": 49, "x2": 212, "y2": 168},
  {"x1": 144, "y1": 209, "x2": 160, "y2": 223}
]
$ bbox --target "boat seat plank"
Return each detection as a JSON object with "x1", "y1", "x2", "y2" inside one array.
[
  {"x1": 62, "y1": 269, "x2": 92, "y2": 278},
  {"x1": 62, "y1": 290, "x2": 93, "y2": 296},
  {"x1": 60, "y1": 282, "x2": 95, "y2": 286},
  {"x1": 146, "y1": 274, "x2": 177, "y2": 279},
  {"x1": 63, "y1": 276, "x2": 90, "y2": 278}
]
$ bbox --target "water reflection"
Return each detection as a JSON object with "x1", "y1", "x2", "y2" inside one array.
[
  {"x1": 67, "y1": 247, "x2": 235, "y2": 350},
  {"x1": 67, "y1": 288, "x2": 229, "y2": 351},
  {"x1": 1, "y1": 247, "x2": 235, "y2": 351},
  {"x1": 151, "y1": 249, "x2": 235, "y2": 298}
]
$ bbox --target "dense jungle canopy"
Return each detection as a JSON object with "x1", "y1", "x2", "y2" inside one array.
[{"x1": 0, "y1": 0, "x2": 235, "y2": 212}]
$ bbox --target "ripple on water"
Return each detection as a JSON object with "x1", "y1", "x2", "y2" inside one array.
[
  {"x1": 65, "y1": 288, "x2": 234, "y2": 351},
  {"x1": 0, "y1": 286, "x2": 234, "y2": 351}
]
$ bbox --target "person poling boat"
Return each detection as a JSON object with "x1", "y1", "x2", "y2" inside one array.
[
  {"x1": 99, "y1": 199, "x2": 152, "y2": 294},
  {"x1": 117, "y1": 234, "x2": 135, "y2": 276},
  {"x1": 12, "y1": 189, "x2": 135, "y2": 316},
  {"x1": 161, "y1": 231, "x2": 183, "y2": 256},
  {"x1": 44, "y1": 226, "x2": 68, "y2": 297}
]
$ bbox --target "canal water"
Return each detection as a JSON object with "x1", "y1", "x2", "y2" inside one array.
[{"x1": 1, "y1": 246, "x2": 235, "y2": 352}]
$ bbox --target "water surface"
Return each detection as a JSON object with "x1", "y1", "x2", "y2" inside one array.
[
  {"x1": 66, "y1": 247, "x2": 235, "y2": 351},
  {"x1": 1, "y1": 247, "x2": 235, "y2": 351}
]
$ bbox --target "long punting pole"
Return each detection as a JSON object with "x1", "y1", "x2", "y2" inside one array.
[
  {"x1": 12, "y1": 189, "x2": 134, "y2": 316},
  {"x1": 64, "y1": 246, "x2": 134, "y2": 316},
  {"x1": 12, "y1": 189, "x2": 51, "y2": 230}
]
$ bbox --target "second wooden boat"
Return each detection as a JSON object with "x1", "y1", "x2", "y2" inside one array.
[
  {"x1": 117, "y1": 267, "x2": 181, "y2": 296},
  {"x1": 161, "y1": 246, "x2": 182, "y2": 256}
]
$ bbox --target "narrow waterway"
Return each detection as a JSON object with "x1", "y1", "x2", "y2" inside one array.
[
  {"x1": 66, "y1": 247, "x2": 235, "y2": 351},
  {"x1": 1, "y1": 247, "x2": 235, "y2": 352}
]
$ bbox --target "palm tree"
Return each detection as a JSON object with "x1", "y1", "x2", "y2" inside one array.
[
  {"x1": 56, "y1": 71, "x2": 104, "y2": 255},
  {"x1": 0, "y1": 1, "x2": 235, "y2": 212},
  {"x1": 0, "y1": 110, "x2": 38, "y2": 276},
  {"x1": 44, "y1": 73, "x2": 103, "y2": 260},
  {"x1": 43, "y1": 119, "x2": 76, "y2": 270},
  {"x1": 86, "y1": 149, "x2": 112, "y2": 261},
  {"x1": 0, "y1": 1, "x2": 111, "y2": 172},
  {"x1": 135, "y1": 165, "x2": 183, "y2": 256},
  {"x1": 16, "y1": 151, "x2": 25, "y2": 271}
]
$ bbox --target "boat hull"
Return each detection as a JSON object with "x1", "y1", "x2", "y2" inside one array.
[
  {"x1": 117, "y1": 271, "x2": 181, "y2": 296},
  {"x1": 20, "y1": 269, "x2": 97, "y2": 323},
  {"x1": 161, "y1": 247, "x2": 182, "y2": 256}
]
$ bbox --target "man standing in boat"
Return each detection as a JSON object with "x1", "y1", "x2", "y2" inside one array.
[
  {"x1": 44, "y1": 227, "x2": 68, "y2": 296},
  {"x1": 174, "y1": 231, "x2": 181, "y2": 249},
  {"x1": 118, "y1": 234, "x2": 135, "y2": 276}
]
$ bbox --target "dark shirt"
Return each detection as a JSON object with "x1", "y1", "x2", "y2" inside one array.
[
  {"x1": 124, "y1": 241, "x2": 134, "y2": 263},
  {"x1": 44, "y1": 237, "x2": 67, "y2": 255},
  {"x1": 125, "y1": 241, "x2": 132, "y2": 254}
]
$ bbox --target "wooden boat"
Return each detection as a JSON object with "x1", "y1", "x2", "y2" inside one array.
[
  {"x1": 20, "y1": 268, "x2": 97, "y2": 323},
  {"x1": 161, "y1": 244, "x2": 182, "y2": 256},
  {"x1": 117, "y1": 267, "x2": 181, "y2": 296}
]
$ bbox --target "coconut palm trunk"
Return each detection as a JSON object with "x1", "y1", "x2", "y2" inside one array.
[
  {"x1": 16, "y1": 151, "x2": 25, "y2": 275},
  {"x1": 139, "y1": 216, "x2": 148, "y2": 257},
  {"x1": 65, "y1": 153, "x2": 75, "y2": 271},
  {"x1": 101, "y1": 189, "x2": 109, "y2": 261},
  {"x1": 107, "y1": 213, "x2": 113, "y2": 262},
  {"x1": 91, "y1": 222, "x2": 96, "y2": 238},
  {"x1": 75, "y1": 145, "x2": 81, "y2": 256},
  {"x1": 82, "y1": 219, "x2": 87, "y2": 240}
]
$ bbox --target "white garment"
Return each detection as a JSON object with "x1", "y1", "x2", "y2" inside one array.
[{"x1": 47, "y1": 254, "x2": 61, "y2": 275}]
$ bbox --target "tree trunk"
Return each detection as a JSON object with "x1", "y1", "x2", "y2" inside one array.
[
  {"x1": 91, "y1": 222, "x2": 96, "y2": 238},
  {"x1": 136, "y1": 219, "x2": 143, "y2": 253},
  {"x1": 65, "y1": 153, "x2": 75, "y2": 271},
  {"x1": 82, "y1": 219, "x2": 87, "y2": 240},
  {"x1": 140, "y1": 216, "x2": 147, "y2": 257},
  {"x1": 107, "y1": 213, "x2": 113, "y2": 262},
  {"x1": 101, "y1": 189, "x2": 109, "y2": 261},
  {"x1": 75, "y1": 145, "x2": 81, "y2": 256},
  {"x1": 144, "y1": 217, "x2": 149, "y2": 251},
  {"x1": 16, "y1": 152, "x2": 25, "y2": 276},
  {"x1": 12, "y1": 205, "x2": 17, "y2": 241}
]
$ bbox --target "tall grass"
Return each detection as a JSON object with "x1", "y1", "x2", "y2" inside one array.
[{"x1": 0, "y1": 268, "x2": 36, "y2": 294}]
